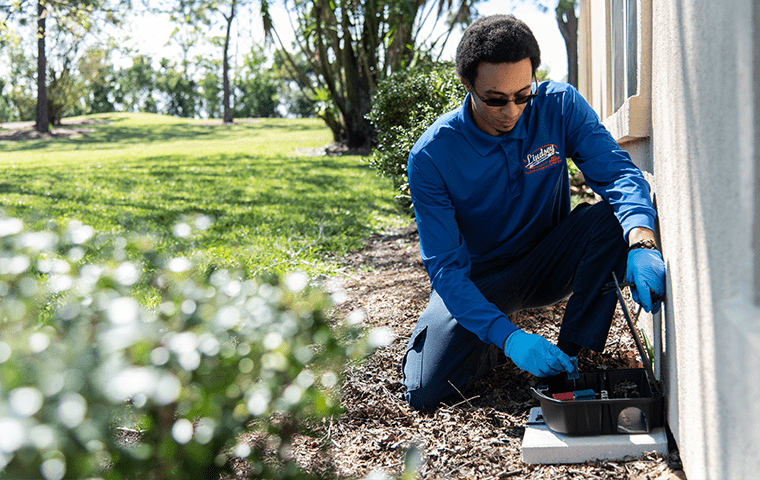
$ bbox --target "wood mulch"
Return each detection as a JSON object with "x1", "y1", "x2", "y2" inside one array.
[
  {"x1": 5, "y1": 119, "x2": 686, "y2": 478},
  {"x1": 115, "y1": 223, "x2": 687, "y2": 480},
  {"x1": 283, "y1": 223, "x2": 687, "y2": 480}
]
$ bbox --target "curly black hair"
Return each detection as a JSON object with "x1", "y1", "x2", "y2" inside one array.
[{"x1": 455, "y1": 15, "x2": 541, "y2": 86}]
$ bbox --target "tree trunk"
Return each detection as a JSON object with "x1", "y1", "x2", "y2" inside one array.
[
  {"x1": 339, "y1": 4, "x2": 371, "y2": 148},
  {"x1": 556, "y1": 2, "x2": 578, "y2": 88},
  {"x1": 35, "y1": 0, "x2": 49, "y2": 133},
  {"x1": 222, "y1": 0, "x2": 235, "y2": 124}
]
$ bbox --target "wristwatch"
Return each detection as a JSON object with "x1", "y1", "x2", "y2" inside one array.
[{"x1": 628, "y1": 238, "x2": 658, "y2": 251}]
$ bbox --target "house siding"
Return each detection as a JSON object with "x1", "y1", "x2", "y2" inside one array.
[{"x1": 580, "y1": 0, "x2": 760, "y2": 478}]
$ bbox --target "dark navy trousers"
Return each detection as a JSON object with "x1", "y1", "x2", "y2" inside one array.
[{"x1": 401, "y1": 201, "x2": 629, "y2": 410}]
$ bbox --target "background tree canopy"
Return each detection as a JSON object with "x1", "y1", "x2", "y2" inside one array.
[
  {"x1": 258, "y1": 0, "x2": 482, "y2": 147},
  {"x1": 0, "y1": 0, "x2": 578, "y2": 146}
]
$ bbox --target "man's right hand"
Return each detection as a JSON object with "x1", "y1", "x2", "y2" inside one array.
[{"x1": 503, "y1": 330, "x2": 576, "y2": 377}]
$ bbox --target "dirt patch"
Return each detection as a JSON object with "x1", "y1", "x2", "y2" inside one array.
[
  {"x1": 0, "y1": 119, "x2": 105, "y2": 141},
  {"x1": 0, "y1": 117, "x2": 268, "y2": 141},
  {"x1": 193, "y1": 118, "x2": 265, "y2": 126},
  {"x1": 281, "y1": 223, "x2": 686, "y2": 479},
  {"x1": 297, "y1": 142, "x2": 373, "y2": 157}
]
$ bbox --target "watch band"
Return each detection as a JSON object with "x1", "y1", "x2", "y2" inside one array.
[{"x1": 628, "y1": 238, "x2": 658, "y2": 251}]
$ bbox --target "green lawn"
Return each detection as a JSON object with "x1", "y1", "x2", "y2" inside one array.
[
  {"x1": 0, "y1": 114, "x2": 395, "y2": 478},
  {"x1": 0, "y1": 113, "x2": 404, "y2": 280}
]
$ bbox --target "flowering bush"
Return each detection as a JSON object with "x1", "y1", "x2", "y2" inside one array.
[{"x1": 0, "y1": 213, "x2": 378, "y2": 479}]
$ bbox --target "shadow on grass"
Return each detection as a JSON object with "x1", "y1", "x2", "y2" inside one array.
[
  {"x1": 0, "y1": 150, "x2": 397, "y2": 256},
  {"x1": 0, "y1": 115, "x2": 329, "y2": 152}
]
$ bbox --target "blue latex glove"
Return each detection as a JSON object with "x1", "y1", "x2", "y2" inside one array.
[
  {"x1": 625, "y1": 248, "x2": 666, "y2": 313},
  {"x1": 503, "y1": 330, "x2": 576, "y2": 377}
]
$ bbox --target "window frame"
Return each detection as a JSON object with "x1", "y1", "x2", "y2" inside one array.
[
  {"x1": 754, "y1": 0, "x2": 760, "y2": 305},
  {"x1": 579, "y1": 0, "x2": 651, "y2": 144},
  {"x1": 609, "y1": 0, "x2": 638, "y2": 111}
]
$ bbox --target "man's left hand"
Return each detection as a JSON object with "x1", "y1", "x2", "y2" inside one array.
[{"x1": 626, "y1": 248, "x2": 666, "y2": 313}]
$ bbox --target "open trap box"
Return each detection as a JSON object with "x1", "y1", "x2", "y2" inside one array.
[
  {"x1": 530, "y1": 273, "x2": 664, "y2": 436},
  {"x1": 531, "y1": 368, "x2": 663, "y2": 435}
]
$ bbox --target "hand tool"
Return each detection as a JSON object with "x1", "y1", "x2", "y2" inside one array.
[
  {"x1": 610, "y1": 272, "x2": 663, "y2": 397},
  {"x1": 602, "y1": 280, "x2": 665, "y2": 304}
]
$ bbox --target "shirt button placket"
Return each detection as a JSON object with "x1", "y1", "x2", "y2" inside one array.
[{"x1": 501, "y1": 142, "x2": 523, "y2": 197}]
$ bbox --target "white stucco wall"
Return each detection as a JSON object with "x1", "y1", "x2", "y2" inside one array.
[
  {"x1": 580, "y1": 0, "x2": 760, "y2": 478},
  {"x1": 649, "y1": 0, "x2": 760, "y2": 478}
]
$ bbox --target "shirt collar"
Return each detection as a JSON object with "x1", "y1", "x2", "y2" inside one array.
[{"x1": 458, "y1": 93, "x2": 529, "y2": 156}]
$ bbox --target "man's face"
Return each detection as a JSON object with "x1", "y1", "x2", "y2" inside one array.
[{"x1": 462, "y1": 58, "x2": 534, "y2": 136}]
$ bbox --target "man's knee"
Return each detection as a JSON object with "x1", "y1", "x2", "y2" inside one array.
[
  {"x1": 404, "y1": 383, "x2": 444, "y2": 411},
  {"x1": 583, "y1": 200, "x2": 621, "y2": 230},
  {"x1": 401, "y1": 325, "x2": 450, "y2": 410},
  {"x1": 400, "y1": 289, "x2": 499, "y2": 411},
  {"x1": 584, "y1": 202, "x2": 627, "y2": 256}
]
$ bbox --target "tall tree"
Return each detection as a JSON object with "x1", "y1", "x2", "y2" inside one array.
[
  {"x1": 221, "y1": 0, "x2": 236, "y2": 123},
  {"x1": 263, "y1": 0, "x2": 478, "y2": 148},
  {"x1": 169, "y1": 0, "x2": 249, "y2": 123},
  {"x1": 523, "y1": 0, "x2": 578, "y2": 86},
  {"x1": 6, "y1": 0, "x2": 131, "y2": 132},
  {"x1": 555, "y1": 0, "x2": 577, "y2": 87},
  {"x1": 35, "y1": 0, "x2": 48, "y2": 132}
]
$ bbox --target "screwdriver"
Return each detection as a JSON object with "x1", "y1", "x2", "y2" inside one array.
[{"x1": 602, "y1": 281, "x2": 664, "y2": 303}]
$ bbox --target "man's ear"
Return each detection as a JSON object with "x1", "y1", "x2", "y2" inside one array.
[{"x1": 460, "y1": 77, "x2": 471, "y2": 92}]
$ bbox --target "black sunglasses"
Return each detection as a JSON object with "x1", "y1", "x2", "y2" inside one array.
[{"x1": 471, "y1": 75, "x2": 538, "y2": 107}]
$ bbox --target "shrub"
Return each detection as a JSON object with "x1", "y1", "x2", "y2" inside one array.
[
  {"x1": 0, "y1": 214, "x2": 382, "y2": 479},
  {"x1": 367, "y1": 63, "x2": 466, "y2": 209}
]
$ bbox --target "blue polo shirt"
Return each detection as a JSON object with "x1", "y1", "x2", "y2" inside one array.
[{"x1": 408, "y1": 81, "x2": 655, "y2": 349}]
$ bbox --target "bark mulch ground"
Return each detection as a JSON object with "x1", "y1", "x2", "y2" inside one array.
[
  {"x1": 5, "y1": 121, "x2": 685, "y2": 478},
  {"x1": 286, "y1": 223, "x2": 687, "y2": 480}
]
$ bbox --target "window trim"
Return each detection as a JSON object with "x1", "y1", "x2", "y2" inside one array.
[
  {"x1": 754, "y1": 0, "x2": 760, "y2": 305},
  {"x1": 609, "y1": 0, "x2": 638, "y2": 111},
  {"x1": 602, "y1": 0, "x2": 651, "y2": 144}
]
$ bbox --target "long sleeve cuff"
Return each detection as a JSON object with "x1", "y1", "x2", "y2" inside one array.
[
  {"x1": 622, "y1": 213, "x2": 656, "y2": 242},
  {"x1": 486, "y1": 315, "x2": 519, "y2": 350}
]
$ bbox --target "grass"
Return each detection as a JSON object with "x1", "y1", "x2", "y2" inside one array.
[{"x1": 0, "y1": 113, "x2": 405, "y2": 281}]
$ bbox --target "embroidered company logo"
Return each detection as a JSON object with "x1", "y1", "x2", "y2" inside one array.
[{"x1": 524, "y1": 144, "x2": 562, "y2": 174}]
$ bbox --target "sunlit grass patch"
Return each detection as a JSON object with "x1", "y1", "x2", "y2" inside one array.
[{"x1": 0, "y1": 113, "x2": 404, "y2": 280}]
